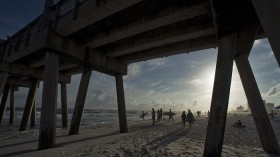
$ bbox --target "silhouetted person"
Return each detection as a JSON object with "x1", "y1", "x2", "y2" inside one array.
[
  {"x1": 207, "y1": 110, "x2": 210, "y2": 117},
  {"x1": 157, "y1": 109, "x2": 160, "y2": 122},
  {"x1": 142, "y1": 111, "x2": 145, "y2": 120},
  {"x1": 186, "y1": 109, "x2": 194, "y2": 128},
  {"x1": 152, "y1": 108, "x2": 155, "y2": 125},
  {"x1": 169, "y1": 109, "x2": 174, "y2": 122},
  {"x1": 181, "y1": 111, "x2": 187, "y2": 128},
  {"x1": 160, "y1": 108, "x2": 163, "y2": 120},
  {"x1": 197, "y1": 111, "x2": 201, "y2": 117},
  {"x1": 233, "y1": 120, "x2": 243, "y2": 127}
]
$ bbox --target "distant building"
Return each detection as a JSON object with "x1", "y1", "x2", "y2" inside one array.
[{"x1": 236, "y1": 105, "x2": 244, "y2": 112}]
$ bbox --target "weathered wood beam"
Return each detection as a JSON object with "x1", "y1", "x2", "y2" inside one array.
[
  {"x1": 28, "y1": 56, "x2": 45, "y2": 68},
  {"x1": 72, "y1": 0, "x2": 208, "y2": 38},
  {"x1": 120, "y1": 35, "x2": 216, "y2": 64},
  {"x1": 0, "y1": 72, "x2": 8, "y2": 96},
  {"x1": 56, "y1": 0, "x2": 143, "y2": 35},
  {"x1": 69, "y1": 68, "x2": 92, "y2": 135},
  {"x1": 45, "y1": 32, "x2": 127, "y2": 75},
  {"x1": 105, "y1": 18, "x2": 214, "y2": 57},
  {"x1": 19, "y1": 80, "x2": 38, "y2": 131},
  {"x1": 203, "y1": 33, "x2": 235, "y2": 157},
  {"x1": 40, "y1": 0, "x2": 53, "y2": 30},
  {"x1": 3, "y1": 30, "x2": 48, "y2": 62},
  {"x1": 116, "y1": 74, "x2": 128, "y2": 133},
  {"x1": 233, "y1": 25, "x2": 261, "y2": 57},
  {"x1": 0, "y1": 85, "x2": 10, "y2": 124},
  {"x1": 5, "y1": 77, "x2": 33, "y2": 88},
  {"x1": 61, "y1": 66, "x2": 83, "y2": 75},
  {"x1": 232, "y1": 25, "x2": 280, "y2": 155},
  {"x1": 61, "y1": 83, "x2": 68, "y2": 128},
  {"x1": 59, "y1": 63, "x2": 78, "y2": 71},
  {"x1": 59, "y1": 60, "x2": 127, "y2": 76},
  {"x1": 235, "y1": 55, "x2": 280, "y2": 154},
  {"x1": 29, "y1": 57, "x2": 81, "y2": 71},
  {"x1": 9, "y1": 87, "x2": 15, "y2": 124},
  {"x1": 38, "y1": 52, "x2": 59, "y2": 149},
  {"x1": 0, "y1": 62, "x2": 70, "y2": 83},
  {"x1": 86, "y1": 2, "x2": 209, "y2": 48},
  {"x1": 30, "y1": 99, "x2": 36, "y2": 127},
  {"x1": 251, "y1": 0, "x2": 280, "y2": 67},
  {"x1": 90, "y1": 50, "x2": 127, "y2": 75}
]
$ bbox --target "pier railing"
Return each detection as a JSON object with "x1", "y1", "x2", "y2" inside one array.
[
  {"x1": 0, "y1": 0, "x2": 88, "y2": 61},
  {"x1": 0, "y1": 15, "x2": 42, "y2": 60}
]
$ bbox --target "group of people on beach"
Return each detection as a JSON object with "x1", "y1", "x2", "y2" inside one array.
[
  {"x1": 150, "y1": 108, "x2": 195, "y2": 128},
  {"x1": 151, "y1": 108, "x2": 163, "y2": 125},
  {"x1": 181, "y1": 109, "x2": 195, "y2": 128}
]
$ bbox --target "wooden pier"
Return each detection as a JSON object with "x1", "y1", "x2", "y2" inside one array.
[{"x1": 0, "y1": 0, "x2": 280, "y2": 156}]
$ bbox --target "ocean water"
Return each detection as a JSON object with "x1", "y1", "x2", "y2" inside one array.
[{"x1": 0, "y1": 108, "x2": 151, "y2": 139}]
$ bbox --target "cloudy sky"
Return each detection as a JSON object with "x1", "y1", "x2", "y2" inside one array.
[{"x1": 1, "y1": 0, "x2": 280, "y2": 112}]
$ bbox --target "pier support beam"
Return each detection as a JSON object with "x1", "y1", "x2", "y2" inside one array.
[
  {"x1": 38, "y1": 52, "x2": 59, "y2": 149},
  {"x1": 69, "y1": 69, "x2": 92, "y2": 135},
  {"x1": 235, "y1": 55, "x2": 280, "y2": 154},
  {"x1": 0, "y1": 85, "x2": 10, "y2": 124},
  {"x1": 115, "y1": 74, "x2": 128, "y2": 133},
  {"x1": 251, "y1": 0, "x2": 280, "y2": 66},
  {"x1": 203, "y1": 33, "x2": 235, "y2": 157},
  {"x1": 0, "y1": 73, "x2": 8, "y2": 97},
  {"x1": 19, "y1": 80, "x2": 38, "y2": 131},
  {"x1": 9, "y1": 87, "x2": 15, "y2": 124},
  {"x1": 61, "y1": 83, "x2": 68, "y2": 128},
  {"x1": 31, "y1": 99, "x2": 36, "y2": 127}
]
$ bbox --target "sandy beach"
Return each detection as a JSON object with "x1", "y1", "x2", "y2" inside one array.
[{"x1": 1, "y1": 114, "x2": 280, "y2": 157}]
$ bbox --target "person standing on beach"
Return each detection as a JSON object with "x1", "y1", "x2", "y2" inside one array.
[
  {"x1": 157, "y1": 109, "x2": 161, "y2": 122},
  {"x1": 152, "y1": 108, "x2": 155, "y2": 125},
  {"x1": 186, "y1": 109, "x2": 194, "y2": 128},
  {"x1": 181, "y1": 111, "x2": 187, "y2": 128},
  {"x1": 197, "y1": 111, "x2": 201, "y2": 117},
  {"x1": 142, "y1": 111, "x2": 145, "y2": 120},
  {"x1": 169, "y1": 109, "x2": 174, "y2": 122},
  {"x1": 159, "y1": 108, "x2": 164, "y2": 119},
  {"x1": 160, "y1": 108, "x2": 163, "y2": 120}
]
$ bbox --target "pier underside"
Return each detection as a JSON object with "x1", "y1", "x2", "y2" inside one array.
[{"x1": 0, "y1": 0, "x2": 280, "y2": 156}]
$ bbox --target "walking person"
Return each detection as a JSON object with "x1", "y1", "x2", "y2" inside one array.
[
  {"x1": 152, "y1": 108, "x2": 155, "y2": 125},
  {"x1": 169, "y1": 109, "x2": 174, "y2": 122},
  {"x1": 186, "y1": 109, "x2": 194, "y2": 128},
  {"x1": 181, "y1": 111, "x2": 187, "y2": 128},
  {"x1": 159, "y1": 108, "x2": 163, "y2": 121}
]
